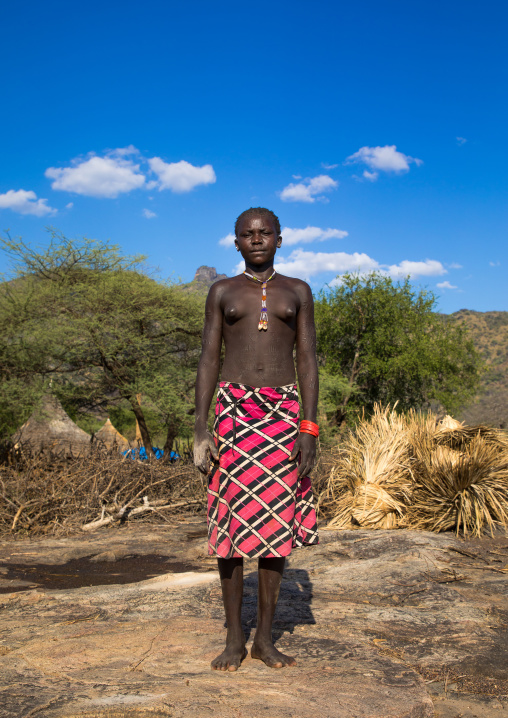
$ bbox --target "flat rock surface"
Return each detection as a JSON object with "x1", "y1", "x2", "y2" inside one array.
[{"x1": 0, "y1": 518, "x2": 507, "y2": 718}]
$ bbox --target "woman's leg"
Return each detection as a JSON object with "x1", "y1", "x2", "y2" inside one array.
[
  {"x1": 211, "y1": 556, "x2": 246, "y2": 671},
  {"x1": 251, "y1": 556, "x2": 296, "y2": 667}
]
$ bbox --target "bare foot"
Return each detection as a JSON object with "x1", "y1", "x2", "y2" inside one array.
[
  {"x1": 211, "y1": 641, "x2": 247, "y2": 672},
  {"x1": 251, "y1": 640, "x2": 296, "y2": 668}
]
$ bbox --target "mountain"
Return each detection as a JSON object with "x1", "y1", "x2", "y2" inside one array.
[
  {"x1": 184, "y1": 266, "x2": 228, "y2": 293},
  {"x1": 451, "y1": 310, "x2": 508, "y2": 428}
]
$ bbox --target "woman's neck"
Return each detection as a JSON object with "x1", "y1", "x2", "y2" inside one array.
[{"x1": 243, "y1": 263, "x2": 276, "y2": 281}]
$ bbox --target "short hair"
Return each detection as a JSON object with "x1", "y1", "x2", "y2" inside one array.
[{"x1": 234, "y1": 207, "x2": 281, "y2": 238}]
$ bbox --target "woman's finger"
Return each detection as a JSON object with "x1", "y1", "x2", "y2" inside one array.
[
  {"x1": 209, "y1": 437, "x2": 219, "y2": 460},
  {"x1": 298, "y1": 452, "x2": 315, "y2": 478},
  {"x1": 289, "y1": 438, "x2": 300, "y2": 462}
]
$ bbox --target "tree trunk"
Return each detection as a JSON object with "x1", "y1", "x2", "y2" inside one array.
[
  {"x1": 129, "y1": 397, "x2": 154, "y2": 458},
  {"x1": 163, "y1": 422, "x2": 178, "y2": 460},
  {"x1": 334, "y1": 348, "x2": 361, "y2": 426}
]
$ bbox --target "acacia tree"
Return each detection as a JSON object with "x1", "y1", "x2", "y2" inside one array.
[
  {"x1": 0, "y1": 231, "x2": 204, "y2": 453},
  {"x1": 315, "y1": 272, "x2": 483, "y2": 426}
]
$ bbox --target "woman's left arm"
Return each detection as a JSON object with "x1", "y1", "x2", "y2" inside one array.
[{"x1": 290, "y1": 281, "x2": 319, "y2": 478}]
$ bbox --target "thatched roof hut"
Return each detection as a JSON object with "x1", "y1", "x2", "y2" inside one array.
[
  {"x1": 12, "y1": 394, "x2": 91, "y2": 457},
  {"x1": 94, "y1": 418, "x2": 130, "y2": 452}
]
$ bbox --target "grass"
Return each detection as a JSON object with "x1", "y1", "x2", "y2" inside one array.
[{"x1": 321, "y1": 405, "x2": 508, "y2": 537}]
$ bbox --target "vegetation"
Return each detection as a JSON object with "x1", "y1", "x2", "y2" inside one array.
[
  {"x1": 449, "y1": 310, "x2": 508, "y2": 428},
  {"x1": 320, "y1": 406, "x2": 508, "y2": 537},
  {"x1": 0, "y1": 231, "x2": 204, "y2": 453},
  {"x1": 0, "y1": 448, "x2": 206, "y2": 535},
  {"x1": 0, "y1": 233, "x2": 505, "y2": 539},
  {"x1": 315, "y1": 273, "x2": 484, "y2": 429},
  {"x1": 0, "y1": 234, "x2": 492, "y2": 457}
]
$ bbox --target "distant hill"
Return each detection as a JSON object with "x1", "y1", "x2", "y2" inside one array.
[
  {"x1": 450, "y1": 310, "x2": 508, "y2": 428},
  {"x1": 184, "y1": 266, "x2": 228, "y2": 293}
]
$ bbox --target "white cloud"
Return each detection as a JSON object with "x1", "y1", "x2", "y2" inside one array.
[
  {"x1": 456, "y1": 137, "x2": 467, "y2": 146},
  {"x1": 148, "y1": 158, "x2": 216, "y2": 193},
  {"x1": 448, "y1": 262, "x2": 463, "y2": 269},
  {"x1": 65, "y1": 202, "x2": 73, "y2": 210},
  {"x1": 46, "y1": 150, "x2": 145, "y2": 198},
  {"x1": 321, "y1": 162, "x2": 338, "y2": 170},
  {"x1": 437, "y1": 281, "x2": 458, "y2": 289},
  {"x1": 0, "y1": 189, "x2": 57, "y2": 217},
  {"x1": 282, "y1": 226, "x2": 348, "y2": 245},
  {"x1": 109, "y1": 144, "x2": 140, "y2": 157},
  {"x1": 388, "y1": 259, "x2": 446, "y2": 278},
  {"x1": 274, "y1": 250, "x2": 377, "y2": 278},
  {"x1": 142, "y1": 208, "x2": 157, "y2": 219},
  {"x1": 234, "y1": 250, "x2": 447, "y2": 281},
  {"x1": 279, "y1": 175, "x2": 338, "y2": 203},
  {"x1": 346, "y1": 145, "x2": 423, "y2": 174},
  {"x1": 219, "y1": 233, "x2": 236, "y2": 247},
  {"x1": 363, "y1": 170, "x2": 379, "y2": 182},
  {"x1": 489, "y1": 261, "x2": 501, "y2": 267}
]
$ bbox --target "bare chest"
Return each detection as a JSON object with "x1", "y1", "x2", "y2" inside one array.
[{"x1": 222, "y1": 283, "x2": 299, "y2": 327}]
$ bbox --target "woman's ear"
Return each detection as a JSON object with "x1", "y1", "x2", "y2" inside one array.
[
  {"x1": 276, "y1": 235, "x2": 282, "y2": 248},
  {"x1": 234, "y1": 240, "x2": 240, "y2": 252}
]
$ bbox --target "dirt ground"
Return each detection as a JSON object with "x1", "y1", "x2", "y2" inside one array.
[{"x1": 0, "y1": 518, "x2": 506, "y2": 718}]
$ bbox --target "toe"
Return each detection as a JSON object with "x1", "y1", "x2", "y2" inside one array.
[{"x1": 268, "y1": 659, "x2": 283, "y2": 668}]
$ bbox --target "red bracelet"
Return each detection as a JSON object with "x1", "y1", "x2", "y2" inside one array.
[{"x1": 300, "y1": 420, "x2": 319, "y2": 437}]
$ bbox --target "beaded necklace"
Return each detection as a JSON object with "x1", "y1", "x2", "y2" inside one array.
[{"x1": 243, "y1": 270, "x2": 276, "y2": 331}]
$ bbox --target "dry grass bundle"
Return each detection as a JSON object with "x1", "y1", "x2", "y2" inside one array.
[
  {"x1": 325, "y1": 405, "x2": 413, "y2": 529},
  {"x1": 0, "y1": 448, "x2": 206, "y2": 536},
  {"x1": 407, "y1": 437, "x2": 508, "y2": 536},
  {"x1": 435, "y1": 424, "x2": 506, "y2": 451},
  {"x1": 94, "y1": 418, "x2": 130, "y2": 452},
  {"x1": 438, "y1": 415, "x2": 464, "y2": 431},
  {"x1": 322, "y1": 404, "x2": 508, "y2": 537}
]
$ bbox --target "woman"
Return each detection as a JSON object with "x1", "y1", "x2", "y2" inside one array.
[{"x1": 194, "y1": 207, "x2": 319, "y2": 671}]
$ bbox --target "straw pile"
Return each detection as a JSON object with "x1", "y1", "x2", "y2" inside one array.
[
  {"x1": 94, "y1": 418, "x2": 131, "y2": 452},
  {"x1": 322, "y1": 406, "x2": 508, "y2": 536},
  {"x1": 12, "y1": 394, "x2": 91, "y2": 458}
]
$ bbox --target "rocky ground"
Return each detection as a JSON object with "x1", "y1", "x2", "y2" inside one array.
[{"x1": 0, "y1": 518, "x2": 507, "y2": 718}]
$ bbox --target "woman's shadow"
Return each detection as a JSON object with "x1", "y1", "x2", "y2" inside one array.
[{"x1": 241, "y1": 566, "x2": 315, "y2": 642}]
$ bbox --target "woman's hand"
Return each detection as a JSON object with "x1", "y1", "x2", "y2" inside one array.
[
  {"x1": 193, "y1": 429, "x2": 219, "y2": 475},
  {"x1": 290, "y1": 431, "x2": 316, "y2": 478}
]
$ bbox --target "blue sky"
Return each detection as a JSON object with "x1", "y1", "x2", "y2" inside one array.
[{"x1": 1, "y1": 0, "x2": 506, "y2": 313}]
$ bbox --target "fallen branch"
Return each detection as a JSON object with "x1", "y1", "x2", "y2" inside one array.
[
  {"x1": 81, "y1": 498, "x2": 203, "y2": 531},
  {"x1": 1, "y1": 448, "x2": 207, "y2": 536}
]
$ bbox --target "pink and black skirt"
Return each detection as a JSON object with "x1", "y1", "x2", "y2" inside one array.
[{"x1": 207, "y1": 381, "x2": 319, "y2": 559}]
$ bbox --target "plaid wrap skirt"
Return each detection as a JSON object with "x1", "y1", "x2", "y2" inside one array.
[{"x1": 207, "y1": 381, "x2": 319, "y2": 558}]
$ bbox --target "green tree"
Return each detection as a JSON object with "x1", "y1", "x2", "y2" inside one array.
[
  {"x1": 315, "y1": 272, "x2": 483, "y2": 426},
  {"x1": 0, "y1": 231, "x2": 204, "y2": 453}
]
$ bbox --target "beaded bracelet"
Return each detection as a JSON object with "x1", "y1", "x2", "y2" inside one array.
[{"x1": 300, "y1": 420, "x2": 319, "y2": 437}]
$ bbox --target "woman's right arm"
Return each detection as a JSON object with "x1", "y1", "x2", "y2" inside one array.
[{"x1": 194, "y1": 282, "x2": 224, "y2": 474}]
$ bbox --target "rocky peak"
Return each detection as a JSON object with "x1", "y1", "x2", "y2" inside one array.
[{"x1": 193, "y1": 266, "x2": 228, "y2": 288}]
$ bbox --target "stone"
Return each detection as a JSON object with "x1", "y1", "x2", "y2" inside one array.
[{"x1": 0, "y1": 522, "x2": 506, "y2": 717}]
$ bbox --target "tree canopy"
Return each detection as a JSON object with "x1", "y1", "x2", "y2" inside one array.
[
  {"x1": 0, "y1": 231, "x2": 204, "y2": 452},
  {"x1": 315, "y1": 272, "x2": 483, "y2": 427}
]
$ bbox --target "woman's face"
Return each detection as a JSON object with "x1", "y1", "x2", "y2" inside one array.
[{"x1": 235, "y1": 215, "x2": 282, "y2": 264}]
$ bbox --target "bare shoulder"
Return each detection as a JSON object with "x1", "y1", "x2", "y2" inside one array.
[
  {"x1": 206, "y1": 276, "x2": 241, "y2": 304},
  {"x1": 276, "y1": 274, "x2": 313, "y2": 304}
]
